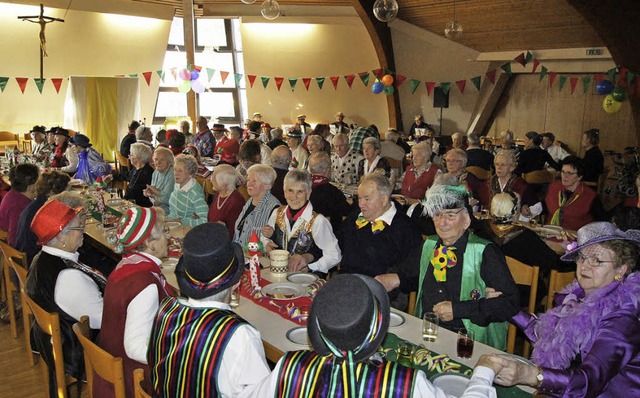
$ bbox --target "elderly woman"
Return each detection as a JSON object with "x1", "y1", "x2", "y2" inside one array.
[
  {"x1": 545, "y1": 156, "x2": 605, "y2": 231},
  {"x1": 168, "y1": 154, "x2": 208, "y2": 227},
  {"x1": 0, "y1": 164, "x2": 39, "y2": 247},
  {"x1": 286, "y1": 129, "x2": 308, "y2": 169},
  {"x1": 16, "y1": 170, "x2": 70, "y2": 264},
  {"x1": 135, "y1": 125, "x2": 155, "y2": 150},
  {"x1": 442, "y1": 148, "x2": 488, "y2": 207},
  {"x1": 494, "y1": 129, "x2": 519, "y2": 155},
  {"x1": 26, "y1": 192, "x2": 106, "y2": 396},
  {"x1": 207, "y1": 164, "x2": 246, "y2": 238},
  {"x1": 236, "y1": 139, "x2": 263, "y2": 185},
  {"x1": 261, "y1": 170, "x2": 341, "y2": 274},
  {"x1": 401, "y1": 141, "x2": 441, "y2": 199},
  {"x1": 515, "y1": 131, "x2": 559, "y2": 175},
  {"x1": 234, "y1": 164, "x2": 281, "y2": 247},
  {"x1": 144, "y1": 147, "x2": 175, "y2": 214},
  {"x1": 491, "y1": 222, "x2": 640, "y2": 397},
  {"x1": 124, "y1": 143, "x2": 154, "y2": 207},
  {"x1": 179, "y1": 119, "x2": 193, "y2": 144},
  {"x1": 97, "y1": 207, "x2": 175, "y2": 397},
  {"x1": 488, "y1": 149, "x2": 537, "y2": 209},
  {"x1": 303, "y1": 135, "x2": 325, "y2": 169},
  {"x1": 358, "y1": 136, "x2": 391, "y2": 181},
  {"x1": 51, "y1": 128, "x2": 79, "y2": 173},
  {"x1": 30, "y1": 125, "x2": 52, "y2": 161},
  {"x1": 69, "y1": 133, "x2": 112, "y2": 185}
]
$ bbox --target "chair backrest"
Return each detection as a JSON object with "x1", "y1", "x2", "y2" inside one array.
[
  {"x1": 73, "y1": 316, "x2": 126, "y2": 398},
  {"x1": 237, "y1": 185, "x2": 250, "y2": 201},
  {"x1": 115, "y1": 150, "x2": 131, "y2": 170},
  {"x1": 407, "y1": 291, "x2": 417, "y2": 316},
  {"x1": 8, "y1": 256, "x2": 35, "y2": 365},
  {"x1": 545, "y1": 269, "x2": 576, "y2": 310},
  {"x1": 505, "y1": 256, "x2": 539, "y2": 358},
  {"x1": 522, "y1": 169, "x2": 555, "y2": 185},
  {"x1": 384, "y1": 156, "x2": 403, "y2": 172},
  {"x1": 466, "y1": 166, "x2": 492, "y2": 181},
  {"x1": 0, "y1": 131, "x2": 20, "y2": 153},
  {"x1": 0, "y1": 239, "x2": 28, "y2": 338},
  {"x1": 133, "y1": 368, "x2": 151, "y2": 398}
]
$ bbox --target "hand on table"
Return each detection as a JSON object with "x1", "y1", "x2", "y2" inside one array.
[
  {"x1": 374, "y1": 274, "x2": 400, "y2": 292},
  {"x1": 288, "y1": 254, "x2": 308, "y2": 272},
  {"x1": 492, "y1": 356, "x2": 540, "y2": 388},
  {"x1": 432, "y1": 301, "x2": 453, "y2": 321}
]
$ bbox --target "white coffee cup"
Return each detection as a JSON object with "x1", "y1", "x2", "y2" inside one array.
[{"x1": 270, "y1": 249, "x2": 289, "y2": 275}]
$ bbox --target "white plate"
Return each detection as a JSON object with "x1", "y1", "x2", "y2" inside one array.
[
  {"x1": 69, "y1": 178, "x2": 86, "y2": 187},
  {"x1": 498, "y1": 353, "x2": 534, "y2": 366},
  {"x1": 389, "y1": 312, "x2": 406, "y2": 328},
  {"x1": 162, "y1": 258, "x2": 179, "y2": 270},
  {"x1": 286, "y1": 272, "x2": 319, "y2": 285},
  {"x1": 429, "y1": 373, "x2": 471, "y2": 397},
  {"x1": 286, "y1": 327, "x2": 309, "y2": 346},
  {"x1": 262, "y1": 282, "x2": 307, "y2": 300},
  {"x1": 165, "y1": 221, "x2": 181, "y2": 229},
  {"x1": 534, "y1": 225, "x2": 564, "y2": 237},
  {"x1": 106, "y1": 199, "x2": 124, "y2": 206}
]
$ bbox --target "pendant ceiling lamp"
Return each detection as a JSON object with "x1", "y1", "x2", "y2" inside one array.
[
  {"x1": 373, "y1": 0, "x2": 399, "y2": 23},
  {"x1": 444, "y1": 0, "x2": 463, "y2": 40},
  {"x1": 261, "y1": 0, "x2": 281, "y2": 20}
]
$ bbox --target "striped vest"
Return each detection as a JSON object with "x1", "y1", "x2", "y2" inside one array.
[
  {"x1": 148, "y1": 297, "x2": 247, "y2": 398},
  {"x1": 276, "y1": 351, "x2": 417, "y2": 398}
]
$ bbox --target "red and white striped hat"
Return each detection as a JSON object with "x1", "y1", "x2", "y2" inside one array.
[{"x1": 116, "y1": 207, "x2": 157, "y2": 252}]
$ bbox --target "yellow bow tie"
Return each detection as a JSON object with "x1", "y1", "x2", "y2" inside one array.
[{"x1": 355, "y1": 216, "x2": 386, "y2": 234}]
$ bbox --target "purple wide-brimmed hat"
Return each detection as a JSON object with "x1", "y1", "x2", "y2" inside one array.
[{"x1": 561, "y1": 221, "x2": 640, "y2": 261}]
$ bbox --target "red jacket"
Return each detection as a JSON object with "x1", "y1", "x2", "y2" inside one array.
[{"x1": 545, "y1": 181, "x2": 596, "y2": 231}]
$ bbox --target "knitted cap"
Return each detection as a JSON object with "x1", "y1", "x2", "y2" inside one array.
[{"x1": 116, "y1": 207, "x2": 157, "y2": 252}]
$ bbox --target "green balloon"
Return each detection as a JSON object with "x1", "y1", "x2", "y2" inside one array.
[
  {"x1": 384, "y1": 85, "x2": 395, "y2": 95},
  {"x1": 612, "y1": 87, "x2": 627, "y2": 102}
]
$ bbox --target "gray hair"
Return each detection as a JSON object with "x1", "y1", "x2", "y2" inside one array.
[
  {"x1": 130, "y1": 143, "x2": 152, "y2": 164},
  {"x1": 135, "y1": 126, "x2": 152, "y2": 141},
  {"x1": 271, "y1": 128, "x2": 283, "y2": 140},
  {"x1": 247, "y1": 164, "x2": 277, "y2": 186},
  {"x1": 270, "y1": 145, "x2": 292, "y2": 167},
  {"x1": 444, "y1": 148, "x2": 468, "y2": 166},
  {"x1": 467, "y1": 132, "x2": 480, "y2": 146},
  {"x1": 47, "y1": 192, "x2": 86, "y2": 244},
  {"x1": 284, "y1": 169, "x2": 312, "y2": 193},
  {"x1": 153, "y1": 146, "x2": 175, "y2": 165},
  {"x1": 363, "y1": 137, "x2": 381, "y2": 152},
  {"x1": 175, "y1": 154, "x2": 198, "y2": 176},
  {"x1": 360, "y1": 173, "x2": 391, "y2": 198},
  {"x1": 412, "y1": 141, "x2": 432, "y2": 158},
  {"x1": 138, "y1": 207, "x2": 167, "y2": 251},
  {"x1": 385, "y1": 130, "x2": 399, "y2": 142},
  {"x1": 500, "y1": 130, "x2": 514, "y2": 143},
  {"x1": 332, "y1": 133, "x2": 348, "y2": 146},
  {"x1": 424, "y1": 184, "x2": 470, "y2": 217},
  {"x1": 495, "y1": 149, "x2": 517, "y2": 166},
  {"x1": 308, "y1": 152, "x2": 331, "y2": 175},
  {"x1": 213, "y1": 164, "x2": 239, "y2": 192},
  {"x1": 307, "y1": 135, "x2": 324, "y2": 149}
]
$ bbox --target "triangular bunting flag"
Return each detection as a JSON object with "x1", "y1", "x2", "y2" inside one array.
[
  {"x1": 531, "y1": 59, "x2": 541, "y2": 74},
  {"x1": 142, "y1": 71, "x2": 153, "y2": 86},
  {"x1": 486, "y1": 70, "x2": 496, "y2": 84},
  {"x1": 593, "y1": 74, "x2": 604, "y2": 83},
  {"x1": 302, "y1": 78, "x2": 311, "y2": 91},
  {"x1": 129, "y1": 73, "x2": 138, "y2": 78},
  {"x1": 206, "y1": 68, "x2": 216, "y2": 82},
  {"x1": 409, "y1": 79, "x2": 421, "y2": 94},
  {"x1": 627, "y1": 71, "x2": 636, "y2": 87},
  {"x1": 16, "y1": 77, "x2": 28, "y2": 93},
  {"x1": 395, "y1": 74, "x2": 407, "y2": 87},
  {"x1": 247, "y1": 75, "x2": 257, "y2": 88},
  {"x1": 425, "y1": 82, "x2": 436, "y2": 96},
  {"x1": 581, "y1": 76, "x2": 591, "y2": 93},
  {"x1": 316, "y1": 77, "x2": 325, "y2": 90},
  {"x1": 455, "y1": 80, "x2": 466, "y2": 95},
  {"x1": 548, "y1": 72, "x2": 558, "y2": 87},
  {"x1": 156, "y1": 70, "x2": 166, "y2": 82},
  {"x1": 344, "y1": 75, "x2": 356, "y2": 88},
  {"x1": 288, "y1": 78, "x2": 298, "y2": 92},
  {"x1": 261, "y1": 76, "x2": 270, "y2": 89},
  {"x1": 34, "y1": 78, "x2": 46, "y2": 94},
  {"x1": 330, "y1": 76, "x2": 340, "y2": 90},
  {"x1": 607, "y1": 67, "x2": 618, "y2": 82},
  {"x1": 51, "y1": 78, "x2": 63, "y2": 93},
  {"x1": 618, "y1": 67, "x2": 628, "y2": 87},
  {"x1": 570, "y1": 77, "x2": 579, "y2": 94},
  {"x1": 170, "y1": 68, "x2": 178, "y2": 80},
  {"x1": 514, "y1": 52, "x2": 526, "y2": 67},
  {"x1": 372, "y1": 68, "x2": 384, "y2": 80},
  {"x1": 558, "y1": 75, "x2": 567, "y2": 91},
  {"x1": 0, "y1": 77, "x2": 9, "y2": 92},
  {"x1": 274, "y1": 77, "x2": 284, "y2": 91},
  {"x1": 358, "y1": 72, "x2": 370, "y2": 86},
  {"x1": 440, "y1": 82, "x2": 451, "y2": 95},
  {"x1": 539, "y1": 66, "x2": 548, "y2": 81},
  {"x1": 525, "y1": 51, "x2": 533, "y2": 64},
  {"x1": 384, "y1": 68, "x2": 394, "y2": 76},
  {"x1": 500, "y1": 63, "x2": 512, "y2": 76},
  {"x1": 234, "y1": 73, "x2": 243, "y2": 87},
  {"x1": 192, "y1": 65, "x2": 202, "y2": 72},
  {"x1": 220, "y1": 71, "x2": 230, "y2": 84},
  {"x1": 470, "y1": 76, "x2": 481, "y2": 91}
]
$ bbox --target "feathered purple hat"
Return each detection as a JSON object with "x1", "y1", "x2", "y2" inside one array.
[{"x1": 561, "y1": 221, "x2": 640, "y2": 261}]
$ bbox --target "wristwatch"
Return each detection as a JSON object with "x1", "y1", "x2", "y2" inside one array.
[{"x1": 535, "y1": 365, "x2": 544, "y2": 388}]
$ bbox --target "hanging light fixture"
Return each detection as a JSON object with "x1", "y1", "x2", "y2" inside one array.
[
  {"x1": 444, "y1": 0, "x2": 463, "y2": 40},
  {"x1": 240, "y1": 0, "x2": 257, "y2": 4},
  {"x1": 261, "y1": 0, "x2": 281, "y2": 20},
  {"x1": 373, "y1": 0, "x2": 399, "y2": 23}
]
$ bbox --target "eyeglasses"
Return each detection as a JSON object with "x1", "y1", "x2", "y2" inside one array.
[
  {"x1": 561, "y1": 170, "x2": 578, "y2": 176},
  {"x1": 66, "y1": 226, "x2": 85, "y2": 232},
  {"x1": 576, "y1": 252, "x2": 615, "y2": 268},
  {"x1": 494, "y1": 163, "x2": 512, "y2": 167},
  {"x1": 433, "y1": 208, "x2": 465, "y2": 220},
  {"x1": 445, "y1": 159, "x2": 463, "y2": 163}
]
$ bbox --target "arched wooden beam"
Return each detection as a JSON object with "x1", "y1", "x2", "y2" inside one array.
[
  {"x1": 567, "y1": 0, "x2": 640, "y2": 139},
  {"x1": 351, "y1": 0, "x2": 403, "y2": 130}
]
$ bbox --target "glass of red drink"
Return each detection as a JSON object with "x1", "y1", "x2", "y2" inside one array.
[{"x1": 456, "y1": 329, "x2": 474, "y2": 359}]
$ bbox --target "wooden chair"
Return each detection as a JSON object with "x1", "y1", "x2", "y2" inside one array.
[
  {"x1": 522, "y1": 169, "x2": 555, "y2": 185},
  {"x1": 113, "y1": 150, "x2": 131, "y2": 192},
  {"x1": 466, "y1": 166, "x2": 492, "y2": 181},
  {"x1": 407, "y1": 291, "x2": 417, "y2": 316},
  {"x1": 545, "y1": 269, "x2": 576, "y2": 310},
  {"x1": 0, "y1": 239, "x2": 28, "y2": 338},
  {"x1": 505, "y1": 256, "x2": 539, "y2": 358},
  {"x1": 8, "y1": 256, "x2": 35, "y2": 366},
  {"x1": 22, "y1": 133, "x2": 33, "y2": 153},
  {"x1": 0, "y1": 131, "x2": 20, "y2": 153},
  {"x1": 73, "y1": 316, "x2": 126, "y2": 398},
  {"x1": 133, "y1": 368, "x2": 151, "y2": 398},
  {"x1": 238, "y1": 185, "x2": 250, "y2": 201}
]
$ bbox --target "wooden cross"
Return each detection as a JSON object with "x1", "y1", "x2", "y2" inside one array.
[{"x1": 18, "y1": 4, "x2": 64, "y2": 81}]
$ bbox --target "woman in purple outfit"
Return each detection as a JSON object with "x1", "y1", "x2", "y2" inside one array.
[{"x1": 490, "y1": 221, "x2": 640, "y2": 397}]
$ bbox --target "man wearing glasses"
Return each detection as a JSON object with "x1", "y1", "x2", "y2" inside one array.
[{"x1": 376, "y1": 183, "x2": 519, "y2": 350}]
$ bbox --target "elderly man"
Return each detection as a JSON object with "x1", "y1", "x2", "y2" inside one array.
[
  {"x1": 331, "y1": 133, "x2": 363, "y2": 186},
  {"x1": 541, "y1": 132, "x2": 569, "y2": 164},
  {"x1": 266, "y1": 127, "x2": 286, "y2": 150},
  {"x1": 330, "y1": 111, "x2": 349, "y2": 135},
  {"x1": 349, "y1": 125, "x2": 380, "y2": 154},
  {"x1": 270, "y1": 144, "x2": 291, "y2": 203},
  {"x1": 120, "y1": 120, "x2": 140, "y2": 157},
  {"x1": 466, "y1": 132, "x2": 494, "y2": 171},
  {"x1": 193, "y1": 116, "x2": 214, "y2": 157},
  {"x1": 376, "y1": 184, "x2": 519, "y2": 350},
  {"x1": 308, "y1": 152, "x2": 353, "y2": 234},
  {"x1": 148, "y1": 223, "x2": 270, "y2": 397},
  {"x1": 135, "y1": 126, "x2": 154, "y2": 150},
  {"x1": 380, "y1": 129, "x2": 406, "y2": 164},
  {"x1": 408, "y1": 115, "x2": 431, "y2": 140},
  {"x1": 296, "y1": 114, "x2": 311, "y2": 134}
]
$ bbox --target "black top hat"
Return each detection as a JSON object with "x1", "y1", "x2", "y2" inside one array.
[
  {"x1": 175, "y1": 223, "x2": 244, "y2": 299},
  {"x1": 308, "y1": 274, "x2": 390, "y2": 362},
  {"x1": 30, "y1": 125, "x2": 46, "y2": 135},
  {"x1": 69, "y1": 133, "x2": 92, "y2": 148},
  {"x1": 54, "y1": 128, "x2": 70, "y2": 138}
]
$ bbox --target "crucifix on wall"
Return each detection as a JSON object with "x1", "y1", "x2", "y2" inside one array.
[{"x1": 18, "y1": 3, "x2": 64, "y2": 81}]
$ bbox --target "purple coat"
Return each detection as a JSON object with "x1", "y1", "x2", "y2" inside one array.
[{"x1": 512, "y1": 272, "x2": 640, "y2": 397}]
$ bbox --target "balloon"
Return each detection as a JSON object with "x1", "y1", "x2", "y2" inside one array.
[
  {"x1": 603, "y1": 94, "x2": 622, "y2": 113},
  {"x1": 381, "y1": 74, "x2": 394, "y2": 86},
  {"x1": 179, "y1": 68, "x2": 191, "y2": 81},
  {"x1": 595, "y1": 80, "x2": 614, "y2": 95},
  {"x1": 191, "y1": 80, "x2": 205, "y2": 93},
  {"x1": 384, "y1": 85, "x2": 395, "y2": 95},
  {"x1": 612, "y1": 87, "x2": 627, "y2": 102},
  {"x1": 371, "y1": 81, "x2": 384, "y2": 94},
  {"x1": 190, "y1": 70, "x2": 200, "y2": 81},
  {"x1": 178, "y1": 79, "x2": 191, "y2": 93}
]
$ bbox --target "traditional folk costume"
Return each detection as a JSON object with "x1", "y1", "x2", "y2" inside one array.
[
  {"x1": 401, "y1": 163, "x2": 441, "y2": 200},
  {"x1": 545, "y1": 181, "x2": 598, "y2": 231}
]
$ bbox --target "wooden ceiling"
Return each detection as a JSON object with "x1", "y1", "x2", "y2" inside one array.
[{"x1": 129, "y1": 0, "x2": 604, "y2": 52}]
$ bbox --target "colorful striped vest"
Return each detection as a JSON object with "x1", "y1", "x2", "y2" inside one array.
[
  {"x1": 148, "y1": 297, "x2": 247, "y2": 398},
  {"x1": 276, "y1": 350, "x2": 418, "y2": 398}
]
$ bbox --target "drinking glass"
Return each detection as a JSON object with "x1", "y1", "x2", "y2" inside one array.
[
  {"x1": 422, "y1": 312, "x2": 439, "y2": 342},
  {"x1": 229, "y1": 285, "x2": 240, "y2": 308},
  {"x1": 396, "y1": 340, "x2": 414, "y2": 367},
  {"x1": 456, "y1": 329, "x2": 474, "y2": 359}
]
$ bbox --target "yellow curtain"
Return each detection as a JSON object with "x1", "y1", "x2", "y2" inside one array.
[{"x1": 85, "y1": 77, "x2": 118, "y2": 162}]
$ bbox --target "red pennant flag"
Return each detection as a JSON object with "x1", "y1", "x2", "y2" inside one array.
[
  {"x1": 192, "y1": 65, "x2": 202, "y2": 72},
  {"x1": 395, "y1": 74, "x2": 407, "y2": 87},
  {"x1": 330, "y1": 76, "x2": 340, "y2": 90},
  {"x1": 302, "y1": 78, "x2": 311, "y2": 91},
  {"x1": 372, "y1": 68, "x2": 384, "y2": 80},
  {"x1": 570, "y1": 77, "x2": 579, "y2": 94},
  {"x1": 486, "y1": 70, "x2": 496, "y2": 84},
  {"x1": 548, "y1": 72, "x2": 558, "y2": 87},
  {"x1": 531, "y1": 59, "x2": 540, "y2": 74},
  {"x1": 593, "y1": 74, "x2": 604, "y2": 83},
  {"x1": 619, "y1": 67, "x2": 629, "y2": 87},
  {"x1": 514, "y1": 52, "x2": 526, "y2": 67},
  {"x1": 51, "y1": 78, "x2": 63, "y2": 93},
  {"x1": 220, "y1": 71, "x2": 229, "y2": 84},
  {"x1": 456, "y1": 80, "x2": 466, "y2": 95},
  {"x1": 247, "y1": 75, "x2": 257, "y2": 88},
  {"x1": 274, "y1": 77, "x2": 284, "y2": 91},
  {"x1": 425, "y1": 82, "x2": 436, "y2": 96},
  {"x1": 142, "y1": 71, "x2": 153, "y2": 86},
  {"x1": 344, "y1": 75, "x2": 355, "y2": 88},
  {"x1": 16, "y1": 77, "x2": 28, "y2": 93}
]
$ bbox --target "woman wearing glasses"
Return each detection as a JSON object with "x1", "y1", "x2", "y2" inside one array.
[
  {"x1": 545, "y1": 156, "x2": 606, "y2": 231},
  {"x1": 490, "y1": 222, "x2": 640, "y2": 397}
]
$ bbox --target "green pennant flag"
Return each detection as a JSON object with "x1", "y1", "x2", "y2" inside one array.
[
  {"x1": 558, "y1": 75, "x2": 568, "y2": 91},
  {"x1": 581, "y1": 76, "x2": 592, "y2": 93},
  {"x1": 34, "y1": 78, "x2": 46, "y2": 94},
  {"x1": 539, "y1": 66, "x2": 549, "y2": 81},
  {"x1": 500, "y1": 63, "x2": 512, "y2": 76},
  {"x1": 315, "y1": 77, "x2": 325, "y2": 90},
  {"x1": 234, "y1": 73, "x2": 243, "y2": 87},
  {"x1": 607, "y1": 67, "x2": 618, "y2": 82},
  {"x1": 409, "y1": 79, "x2": 421, "y2": 94},
  {"x1": 440, "y1": 82, "x2": 451, "y2": 95},
  {"x1": 206, "y1": 68, "x2": 216, "y2": 82},
  {"x1": 0, "y1": 77, "x2": 8, "y2": 92},
  {"x1": 470, "y1": 76, "x2": 481, "y2": 91},
  {"x1": 627, "y1": 71, "x2": 636, "y2": 86},
  {"x1": 156, "y1": 70, "x2": 166, "y2": 82},
  {"x1": 129, "y1": 73, "x2": 138, "y2": 78},
  {"x1": 261, "y1": 76, "x2": 270, "y2": 89},
  {"x1": 384, "y1": 68, "x2": 394, "y2": 76},
  {"x1": 288, "y1": 78, "x2": 298, "y2": 92},
  {"x1": 358, "y1": 72, "x2": 370, "y2": 86},
  {"x1": 525, "y1": 51, "x2": 533, "y2": 64}
]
